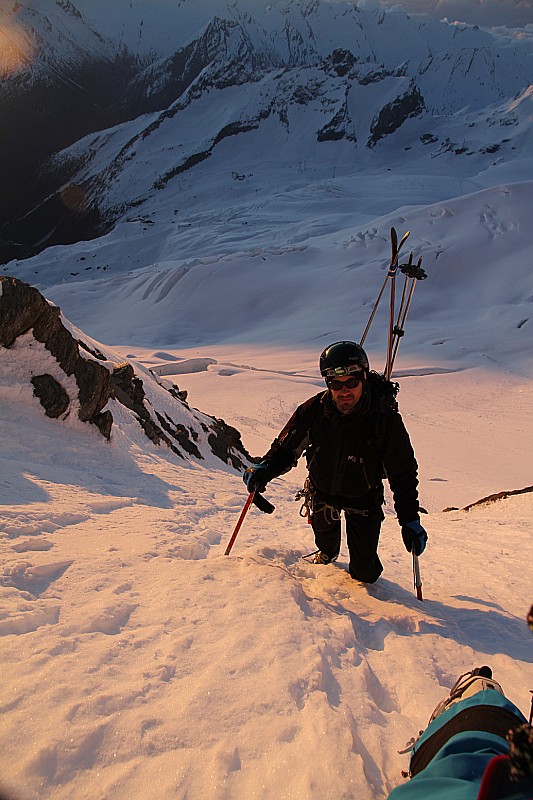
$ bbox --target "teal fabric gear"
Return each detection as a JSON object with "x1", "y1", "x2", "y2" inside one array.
[{"x1": 388, "y1": 691, "x2": 527, "y2": 800}]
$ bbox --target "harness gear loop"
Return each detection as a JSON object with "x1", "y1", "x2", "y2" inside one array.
[
  {"x1": 295, "y1": 478, "x2": 370, "y2": 524},
  {"x1": 294, "y1": 477, "x2": 315, "y2": 523},
  {"x1": 316, "y1": 503, "x2": 341, "y2": 523}
]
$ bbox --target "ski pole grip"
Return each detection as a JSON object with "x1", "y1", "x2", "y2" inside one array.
[{"x1": 253, "y1": 492, "x2": 275, "y2": 514}]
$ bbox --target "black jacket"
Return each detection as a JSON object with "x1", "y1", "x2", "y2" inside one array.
[{"x1": 262, "y1": 383, "x2": 419, "y2": 524}]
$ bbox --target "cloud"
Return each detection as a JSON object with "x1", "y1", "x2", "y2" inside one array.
[{"x1": 378, "y1": 0, "x2": 533, "y2": 28}]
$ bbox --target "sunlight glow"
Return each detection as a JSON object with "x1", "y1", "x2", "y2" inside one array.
[{"x1": 0, "y1": 22, "x2": 34, "y2": 77}]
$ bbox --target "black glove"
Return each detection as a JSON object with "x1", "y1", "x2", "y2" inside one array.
[
  {"x1": 243, "y1": 460, "x2": 272, "y2": 494},
  {"x1": 401, "y1": 519, "x2": 428, "y2": 556}
]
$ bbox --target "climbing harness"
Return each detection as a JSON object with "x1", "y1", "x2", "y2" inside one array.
[{"x1": 295, "y1": 478, "x2": 370, "y2": 526}]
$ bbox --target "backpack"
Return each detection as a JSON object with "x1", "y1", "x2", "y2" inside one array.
[
  {"x1": 366, "y1": 370, "x2": 400, "y2": 413},
  {"x1": 365, "y1": 371, "x2": 400, "y2": 464}
]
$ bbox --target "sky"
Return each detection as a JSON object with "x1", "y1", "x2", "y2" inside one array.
[{"x1": 373, "y1": 0, "x2": 533, "y2": 27}]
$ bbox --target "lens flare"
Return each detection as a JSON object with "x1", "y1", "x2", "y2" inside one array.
[
  {"x1": 60, "y1": 184, "x2": 87, "y2": 213},
  {"x1": 0, "y1": 21, "x2": 34, "y2": 77}
]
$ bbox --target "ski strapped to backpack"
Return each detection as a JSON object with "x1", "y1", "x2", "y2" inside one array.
[
  {"x1": 360, "y1": 228, "x2": 411, "y2": 352},
  {"x1": 361, "y1": 228, "x2": 428, "y2": 598},
  {"x1": 360, "y1": 227, "x2": 427, "y2": 380}
]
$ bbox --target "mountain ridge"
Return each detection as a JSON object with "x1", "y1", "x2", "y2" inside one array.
[{"x1": 1, "y1": 0, "x2": 532, "y2": 262}]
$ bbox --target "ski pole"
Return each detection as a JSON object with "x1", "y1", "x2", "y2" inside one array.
[
  {"x1": 360, "y1": 271, "x2": 389, "y2": 347},
  {"x1": 413, "y1": 551, "x2": 423, "y2": 601},
  {"x1": 224, "y1": 491, "x2": 256, "y2": 555},
  {"x1": 360, "y1": 227, "x2": 410, "y2": 348},
  {"x1": 385, "y1": 260, "x2": 397, "y2": 380}
]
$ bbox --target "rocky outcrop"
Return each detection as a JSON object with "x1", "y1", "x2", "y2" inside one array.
[
  {"x1": 443, "y1": 485, "x2": 533, "y2": 513},
  {"x1": 208, "y1": 419, "x2": 251, "y2": 471},
  {"x1": 0, "y1": 276, "x2": 252, "y2": 469},
  {"x1": 368, "y1": 83, "x2": 425, "y2": 147},
  {"x1": 317, "y1": 102, "x2": 356, "y2": 143},
  {"x1": 30, "y1": 374, "x2": 71, "y2": 419},
  {"x1": 110, "y1": 361, "x2": 202, "y2": 460},
  {"x1": 0, "y1": 276, "x2": 113, "y2": 438},
  {"x1": 463, "y1": 485, "x2": 533, "y2": 510}
]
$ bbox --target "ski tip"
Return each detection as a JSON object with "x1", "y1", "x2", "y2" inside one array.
[{"x1": 391, "y1": 228, "x2": 411, "y2": 260}]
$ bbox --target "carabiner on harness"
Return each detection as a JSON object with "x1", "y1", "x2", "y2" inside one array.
[{"x1": 294, "y1": 477, "x2": 315, "y2": 523}]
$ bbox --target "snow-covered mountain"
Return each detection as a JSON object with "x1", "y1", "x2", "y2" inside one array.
[
  {"x1": 1, "y1": 0, "x2": 532, "y2": 263},
  {"x1": 2, "y1": 0, "x2": 532, "y2": 379}
]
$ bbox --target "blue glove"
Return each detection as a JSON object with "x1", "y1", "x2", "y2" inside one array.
[
  {"x1": 401, "y1": 519, "x2": 428, "y2": 555},
  {"x1": 243, "y1": 461, "x2": 272, "y2": 493}
]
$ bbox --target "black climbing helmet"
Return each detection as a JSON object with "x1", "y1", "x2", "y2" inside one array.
[{"x1": 319, "y1": 341, "x2": 369, "y2": 378}]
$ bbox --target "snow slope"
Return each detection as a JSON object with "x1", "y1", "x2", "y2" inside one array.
[{"x1": 1, "y1": 321, "x2": 532, "y2": 800}]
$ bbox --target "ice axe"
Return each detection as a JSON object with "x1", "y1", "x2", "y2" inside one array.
[{"x1": 224, "y1": 491, "x2": 275, "y2": 556}]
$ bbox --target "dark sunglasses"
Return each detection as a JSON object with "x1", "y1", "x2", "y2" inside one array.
[{"x1": 326, "y1": 376, "x2": 363, "y2": 391}]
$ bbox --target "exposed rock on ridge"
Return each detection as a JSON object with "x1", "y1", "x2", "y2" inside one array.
[
  {"x1": 0, "y1": 276, "x2": 113, "y2": 438},
  {"x1": 368, "y1": 83, "x2": 425, "y2": 147},
  {"x1": 0, "y1": 277, "x2": 252, "y2": 470}
]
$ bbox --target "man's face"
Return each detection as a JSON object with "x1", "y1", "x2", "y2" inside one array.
[{"x1": 327, "y1": 375, "x2": 363, "y2": 414}]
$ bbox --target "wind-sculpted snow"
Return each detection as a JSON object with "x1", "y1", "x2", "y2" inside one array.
[
  {"x1": 1, "y1": 445, "x2": 532, "y2": 798},
  {"x1": 1, "y1": 307, "x2": 533, "y2": 798},
  {"x1": 15, "y1": 181, "x2": 533, "y2": 375}
]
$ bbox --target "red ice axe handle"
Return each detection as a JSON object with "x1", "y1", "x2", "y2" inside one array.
[
  {"x1": 224, "y1": 490, "x2": 275, "y2": 556},
  {"x1": 413, "y1": 552, "x2": 423, "y2": 601},
  {"x1": 224, "y1": 491, "x2": 256, "y2": 555}
]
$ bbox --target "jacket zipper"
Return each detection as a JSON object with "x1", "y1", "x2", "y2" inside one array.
[{"x1": 359, "y1": 457, "x2": 373, "y2": 491}]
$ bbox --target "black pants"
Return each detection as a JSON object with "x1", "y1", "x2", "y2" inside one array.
[{"x1": 312, "y1": 505, "x2": 383, "y2": 583}]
